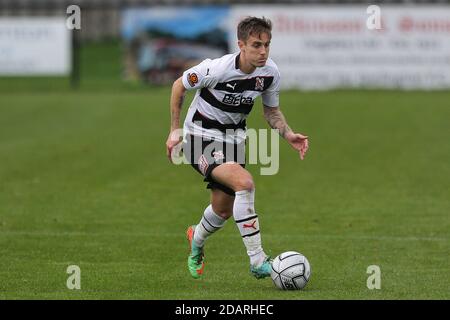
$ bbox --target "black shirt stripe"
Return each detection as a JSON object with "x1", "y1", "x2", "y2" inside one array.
[{"x1": 214, "y1": 76, "x2": 274, "y2": 93}]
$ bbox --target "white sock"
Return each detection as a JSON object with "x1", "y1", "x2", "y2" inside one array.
[
  {"x1": 233, "y1": 189, "x2": 267, "y2": 267},
  {"x1": 193, "y1": 204, "x2": 226, "y2": 248}
]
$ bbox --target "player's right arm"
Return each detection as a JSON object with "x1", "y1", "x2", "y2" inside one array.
[
  {"x1": 166, "y1": 59, "x2": 217, "y2": 163},
  {"x1": 166, "y1": 77, "x2": 186, "y2": 163}
]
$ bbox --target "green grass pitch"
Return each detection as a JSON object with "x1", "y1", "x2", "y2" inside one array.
[
  {"x1": 0, "y1": 42, "x2": 448, "y2": 299},
  {"x1": 0, "y1": 86, "x2": 448, "y2": 299}
]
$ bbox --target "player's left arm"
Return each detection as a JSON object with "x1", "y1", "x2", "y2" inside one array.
[{"x1": 263, "y1": 105, "x2": 309, "y2": 160}]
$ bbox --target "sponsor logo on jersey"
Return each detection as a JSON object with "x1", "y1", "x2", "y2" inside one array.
[
  {"x1": 226, "y1": 82, "x2": 237, "y2": 91},
  {"x1": 222, "y1": 93, "x2": 254, "y2": 106},
  {"x1": 187, "y1": 73, "x2": 199, "y2": 87}
]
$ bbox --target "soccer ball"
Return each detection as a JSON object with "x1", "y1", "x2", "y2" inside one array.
[{"x1": 271, "y1": 251, "x2": 311, "y2": 290}]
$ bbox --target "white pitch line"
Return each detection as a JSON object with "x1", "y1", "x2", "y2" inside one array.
[{"x1": 0, "y1": 230, "x2": 447, "y2": 242}]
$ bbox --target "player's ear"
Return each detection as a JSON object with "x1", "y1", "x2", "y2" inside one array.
[{"x1": 238, "y1": 39, "x2": 245, "y2": 51}]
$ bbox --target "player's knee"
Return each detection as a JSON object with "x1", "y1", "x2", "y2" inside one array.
[
  {"x1": 214, "y1": 208, "x2": 233, "y2": 220},
  {"x1": 234, "y1": 176, "x2": 254, "y2": 192}
]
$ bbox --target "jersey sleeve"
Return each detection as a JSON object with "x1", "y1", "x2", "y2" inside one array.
[
  {"x1": 181, "y1": 59, "x2": 218, "y2": 90},
  {"x1": 261, "y1": 68, "x2": 281, "y2": 108}
]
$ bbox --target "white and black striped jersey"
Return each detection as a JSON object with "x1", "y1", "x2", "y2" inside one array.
[{"x1": 181, "y1": 52, "x2": 281, "y2": 144}]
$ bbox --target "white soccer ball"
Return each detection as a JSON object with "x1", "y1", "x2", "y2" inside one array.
[{"x1": 271, "y1": 251, "x2": 311, "y2": 290}]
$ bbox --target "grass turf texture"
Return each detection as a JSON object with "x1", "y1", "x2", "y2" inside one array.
[{"x1": 0, "y1": 43, "x2": 449, "y2": 299}]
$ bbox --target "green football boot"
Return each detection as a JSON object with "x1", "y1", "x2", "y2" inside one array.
[
  {"x1": 250, "y1": 256, "x2": 273, "y2": 279},
  {"x1": 186, "y1": 225, "x2": 205, "y2": 279}
]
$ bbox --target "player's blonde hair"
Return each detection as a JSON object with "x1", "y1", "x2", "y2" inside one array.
[{"x1": 237, "y1": 16, "x2": 272, "y2": 42}]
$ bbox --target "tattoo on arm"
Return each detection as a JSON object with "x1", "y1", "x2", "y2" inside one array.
[{"x1": 263, "y1": 106, "x2": 292, "y2": 139}]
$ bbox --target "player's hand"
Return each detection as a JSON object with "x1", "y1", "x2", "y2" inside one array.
[
  {"x1": 165, "y1": 129, "x2": 182, "y2": 163},
  {"x1": 285, "y1": 132, "x2": 309, "y2": 160}
]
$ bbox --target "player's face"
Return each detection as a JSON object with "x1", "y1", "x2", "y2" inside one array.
[{"x1": 239, "y1": 32, "x2": 271, "y2": 68}]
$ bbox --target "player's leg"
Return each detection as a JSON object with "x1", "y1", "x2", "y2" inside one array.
[
  {"x1": 210, "y1": 188, "x2": 235, "y2": 220},
  {"x1": 193, "y1": 189, "x2": 234, "y2": 247},
  {"x1": 210, "y1": 163, "x2": 272, "y2": 278},
  {"x1": 187, "y1": 189, "x2": 234, "y2": 279}
]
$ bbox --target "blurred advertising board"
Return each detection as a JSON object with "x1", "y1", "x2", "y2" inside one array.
[
  {"x1": 0, "y1": 18, "x2": 71, "y2": 76},
  {"x1": 121, "y1": 6, "x2": 230, "y2": 84},
  {"x1": 229, "y1": 5, "x2": 450, "y2": 90}
]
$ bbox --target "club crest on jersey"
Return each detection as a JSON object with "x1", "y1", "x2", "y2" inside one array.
[
  {"x1": 187, "y1": 73, "x2": 198, "y2": 87},
  {"x1": 255, "y1": 77, "x2": 264, "y2": 91}
]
